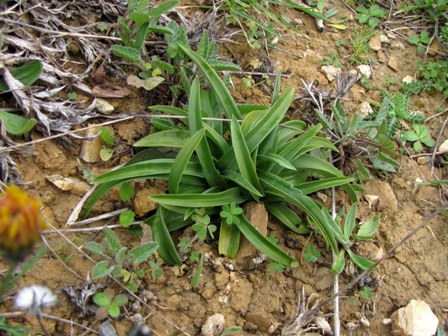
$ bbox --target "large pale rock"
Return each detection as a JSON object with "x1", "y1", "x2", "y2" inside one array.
[
  {"x1": 321, "y1": 65, "x2": 340, "y2": 82},
  {"x1": 235, "y1": 202, "x2": 268, "y2": 268},
  {"x1": 388, "y1": 55, "x2": 400, "y2": 71},
  {"x1": 365, "y1": 181, "x2": 398, "y2": 211},
  {"x1": 80, "y1": 125, "x2": 102, "y2": 163},
  {"x1": 46, "y1": 174, "x2": 91, "y2": 195},
  {"x1": 358, "y1": 101, "x2": 373, "y2": 116},
  {"x1": 391, "y1": 300, "x2": 439, "y2": 336},
  {"x1": 357, "y1": 65, "x2": 372, "y2": 79},
  {"x1": 201, "y1": 313, "x2": 225, "y2": 336},
  {"x1": 369, "y1": 34, "x2": 382, "y2": 51}
]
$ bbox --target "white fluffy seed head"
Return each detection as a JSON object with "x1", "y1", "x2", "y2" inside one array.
[{"x1": 15, "y1": 285, "x2": 57, "y2": 314}]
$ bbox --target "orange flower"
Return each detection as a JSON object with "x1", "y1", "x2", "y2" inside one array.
[{"x1": 0, "y1": 185, "x2": 46, "y2": 261}]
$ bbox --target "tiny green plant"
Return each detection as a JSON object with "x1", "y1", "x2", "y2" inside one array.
[
  {"x1": 355, "y1": 4, "x2": 387, "y2": 28},
  {"x1": 99, "y1": 127, "x2": 115, "y2": 162},
  {"x1": 408, "y1": 30, "x2": 431, "y2": 55},
  {"x1": 400, "y1": 124, "x2": 435, "y2": 152},
  {"x1": 402, "y1": 60, "x2": 448, "y2": 97},
  {"x1": 321, "y1": 51, "x2": 342, "y2": 68},
  {"x1": 93, "y1": 288, "x2": 128, "y2": 319},
  {"x1": 358, "y1": 286, "x2": 374, "y2": 300},
  {"x1": 331, "y1": 203, "x2": 380, "y2": 275},
  {"x1": 350, "y1": 27, "x2": 375, "y2": 64},
  {"x1": 67, "y1": 91, "x2": 78, "y2": 100},
  {"x1": 85, "y1": 227, "x2": 158, "y2": 292},
  {"x1": 220, "y1": 326, "x2": 243, "y2": 336},
  {"x1": 0, "y1": 316, "x2": 35, "y2": 335},
  {"x1": 304, "y1": 244, "x2": 320, "y2": 263}
]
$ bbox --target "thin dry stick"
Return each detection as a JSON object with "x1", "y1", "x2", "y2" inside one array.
[
  {"x1": 40, "y1": 313, "x2": 99, "y2": 335},
  {"x1": 430, "y1": 117, "x2": 448, "y2": 176},
  {"x1": 40, "y1": 235, "x2": 83, "y2": 280},
  {"x1": 331, "y1": 187, "x2": 340, "y2": 336},
  {"x1": 425, "y1": 108, "x2": 448, "y2": 122},
  {"x1": 0, "y1": 17, "x2": 161, "y2": 45},
  {"x1": 306, "y1": 202, "x2": 448, "y2": 318},
  {"x1": 47, "y1": 223, "x2": 192, "y2": 336},
  {"x1": 42, "y1": 223, "x2": 141, "y2": 234}
]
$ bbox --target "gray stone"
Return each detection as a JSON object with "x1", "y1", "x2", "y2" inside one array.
[
  {"x1": 388, "y1": 55, "x2": 400, "y2": 71},
  {"x1": 201, "y1": 313, "x2": 225, "y2": 336},
  {"x1": 321, "y1": 65, "x2": 340, "y2": 82},
  {"x1": 369, "y1": 34, "x2": 382, "y2": 51}
]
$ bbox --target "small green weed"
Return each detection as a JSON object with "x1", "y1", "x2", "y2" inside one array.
[
  {"x1": 321, "y1": 51, "x2": 342, "y2": 68},
  {"x1": 402, "y1": 60, "x2": 448, "y2": 97},
  {"x1": 358, "y1": 286, "x2": 374, "y2": 300},
  {"x1": 304, "y1": 244, "x2": 320, "y2": 263},
  {"x1": 350, "y1": 27, "x2": 375, "y2": 64},
  {"x1": 93, "y1": 288, "x2": 128, "y2": 319},
  {"x1": 355, "y1": 4, "x2": 387, "y2": 28},
  {"x1": 401, "y1": 124, "x2": 435, "y2": 152},
  {"x1": 408, "y1": 30, "x2": 432, "y2": 55},
  {"x1": 99, "y1": 127, "x2": 115, "y2": 162},
  {"x1": 85, "y1": 227, "x2": 159, "y2": 292}
]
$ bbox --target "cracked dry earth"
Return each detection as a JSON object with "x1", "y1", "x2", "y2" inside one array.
[{"x1": 0, "y1": 1, "x2": 447, "y2": 336}]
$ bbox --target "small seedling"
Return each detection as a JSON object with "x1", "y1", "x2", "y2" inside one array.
[
  {"x1": 220, "y1": 203, "x2": 243, "y2": 225},
  {"x1": 401, "y1": 124, "x2": 435, "y2": 152},
  {"x1": 93, "y1": 288, "x2": 128, "y2": 319},
  {"x1": 67, "y1": 91, "x2": 78, "y2": 100},
  {"x1": 321, "y1": 51, "x2": 342, "y2": 68},
  {"x1": 304, "y1": 244, "x2": 320, "y2": 263},
  {"x1": 358, "y1": 286, "x2": 374, "y2": 300},
  {"x1": 408, "y1": 31, "x2": 431, "y2": 54},
  {"x1": 149, "y1": 259, "x2": 164, "y2": 280},
  {"x1": 85, "y1": 227, "x2": 159, "y2": 292},
  {"x1": 191, "y1": 208, "x2": 216, "y2": 240},
  {"x1": 99, "y1": 127, "x2": 115, "y2": 161},
  {"x1": 355, "y1": 5, "x2": 387, "y2": 28}
]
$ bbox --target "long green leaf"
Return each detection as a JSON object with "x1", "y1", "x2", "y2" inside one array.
[
  {"x1": 266, "y1": 204, "x2": 309, "y2": 234},
  {"x1": 149, "y1": 105, "x2": 188, "y2": 117},
  {"x1": 219, "y1": 218, "x2": 241, "y2": 258},
  {"x1": 134, "y1": 130, "x2": 190, "y2": 147},
  {"x1": 205, "y1": 124, "x2": 230, "y2": 154},
  {"x1": 292, "y1": 154, "x2": 358, "y2": 202},
  {"x1": 235, "y1": 214, "x2": 298, "y2": 267},
  {"x1": 147, "y1": 209, "x2": 182, "y2": 265},
  {"x1": 260, "y1": 172, "x2": 339, "y2": 253},
  {"x1": 93, "y1": 159, "x2": 204, "y2": 184},
  {"x1": 219, "y1": 88, "x2": 294, "y2": 168},
  {"x1": 231, "y1": 117, "x2": 263, "y2": 195},
  {"x1": 278, "y1": 124, "x2": 322, "y2": 162},
  {"x1": 258, "y1": 154, "x2": 296, "y2": 171},
  {"x1": 223, "y1": 170, "x2": 263, "y2": 197},
  {"x1": 343, "y1": 203, "x2": 357, "y2": 241},
  {"x1": 151, "y1": 187, "x2": 246, "y2": 207},
  {"x1": 169, "y1": 129, "x2": 205, "y2": 194},
  {"x1": 0, "y1": 60, "x2": 42, "y2": 93},
  {"x1": 179, "y1": 46, "x2": 241, "y2": 118},
  {"x1": 347, "y1": 249, "x2": 375, "y2": 271},
  {"x1": 147, "y1": 0, "x2": 178, "y2": 17},
  {"x1": 295, "y1": 176, "x2": 354, "y2": 195},
  {"x1": 188, "y1": 78, "x2": 222, "y2": 187},
  {"x1": 331, "y1": 250, "x2": 346, "y2": 274}
]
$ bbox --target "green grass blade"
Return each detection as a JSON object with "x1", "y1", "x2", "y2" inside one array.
[
  {"x1": 191, "y1": 253, "x2": 204, "y2": 287},
  {"x1": 219, "y1": 88, "x2": 294, "y2": 168},
  {"x1": 347, "y1": 249, "x2": 375, "y2": 271},
  {"x1": 260, "y1": 172, "x2": 338, "y2": 253},
  {"x1": 343, "y1": 203, "x2": 357, "y2": 241},
  {"x1": 169, "y1": 129, "x2": 205, "y2": 194},
  {"x1": 205, "y1": 124, "x2": 230, "y2": 154},
  {"x1": 223, "y1": 170, "x2": 263, "y2": 198},
  {"x1": 0, "y1": 60, "x2": 43, "y2": 93},
  {"x1": 278, "y1": 124, "x2": 322, "y2": 162},
  {"x1": 148, "y1": 209, "x2": 182, "y2": 265},
  {"x1": 134, "y1": 130, "x2": 190, "y2": 148},
  {"x1": 188, "y1": 78, "x2": 223, "y2": 187},
  {"x1": 295, "y1": 177, "x2": 354, "y2": 195},
  {"x1": 151, "y1": 187, "x2": 246, "y2": 207},
  {"x1": 179, "y1": 46, "x2": 241, "y2": 119},
  {"x1": 149, "y1": 105, "x2": 188, "y2": 116},
  {"x1": 82, "y1": 181, "x2": 123, "y2": 218},
  {"x1": 219, "y1": 218, "x2": 241, "y2": 258},
  {"x1": 93, "y1": 159, "x2": 204, "y2": 184},
  {"x1": 258, "y1": 154, "x2": 296, "y2": 170},
  {"x1": 230, "y1": 116, "x2": 263, "y2": 195},
  {"x1": 266, "y1": 204, "x2": 309, "y2": 234},
  {"x1": 235, "y1": 214, "x2": 298, "y2": 267},
  {"x1": 292, "y1": 154, "x2": 358, "y2": 202}
]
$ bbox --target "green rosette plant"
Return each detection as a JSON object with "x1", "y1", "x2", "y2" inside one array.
[{"x1": 82, "y1": 47, "x2": 364, "y2": 269}]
